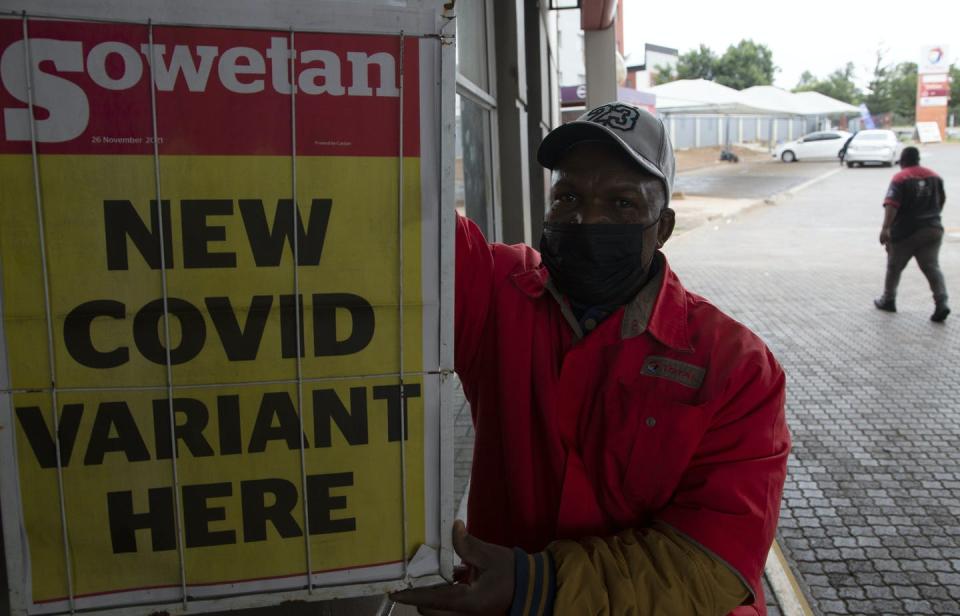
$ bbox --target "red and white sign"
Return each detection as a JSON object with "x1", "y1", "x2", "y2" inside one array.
[
  {"x1": 0, "y1": 21, "x2": 420, "y2": 156},
  {"x1": 915, "y1": 45, "x2": 950, "y2": 138},
  {"x1": 919, "y1": 74, "x2": 950, "y2": 107}
]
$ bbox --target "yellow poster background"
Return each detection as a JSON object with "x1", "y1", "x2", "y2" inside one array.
[{"x1": 0, "y1": 154, "x2": 425, "y2": 602}]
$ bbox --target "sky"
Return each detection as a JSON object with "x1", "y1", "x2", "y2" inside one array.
[{"x1": 622, "y1": 0, "x2": 960, "y2": 91}]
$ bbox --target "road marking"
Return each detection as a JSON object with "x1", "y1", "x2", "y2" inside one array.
[
  {"x1": 781, "y1": 167, "x2": 844, "y2": 197},
  {"x1": 765, "y1": 540, "x2": 815, "y2": 616}
]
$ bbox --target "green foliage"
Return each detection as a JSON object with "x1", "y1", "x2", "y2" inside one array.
[
  {"x1": 862, "y1": 51, "x2": 917, "y2": 123},
  {"x1": 676, "y1": 44, "x2": 718, "y2": 81},
  {"x1": 658, "y1": 40, "x2": 775, "y2": 89},
  {"x1": 792, "y1": 62, "x2": 862, "y2": 104},
  {"x1": 887, "y1": 62, "x2": 917, "y2": 121},
  {"x1": 714, "y1": 39, "x2": 777, "y2": 90},
  {"x1": 652, "y1": 64, "x2": 676, "y2": 85},
  {"x1": 862, "y1": 51, "x2": 892, "y2": 114},
  {"x1": 795, "y1": 70, "x2": 817, "y2": 90}
]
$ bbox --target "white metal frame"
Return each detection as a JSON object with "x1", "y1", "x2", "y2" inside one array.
[
  {"x1": 436, "y1": 10, "x2": 457, "y2": 583},
  {"x1": 15, "y1": 12, "x2": 76, "y2": 614}
]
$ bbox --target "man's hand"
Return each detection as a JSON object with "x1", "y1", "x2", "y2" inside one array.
[
  {"x1": 390, "y1": 520, "x2": 515, "y2": 615},
  {"x1": 879, "y1": 228, "x2": 891, "y2": 246}
]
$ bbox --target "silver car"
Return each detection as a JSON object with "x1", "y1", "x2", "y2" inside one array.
[{"x1": 843, "y1": 129, "x2": 901, "y2": 167}]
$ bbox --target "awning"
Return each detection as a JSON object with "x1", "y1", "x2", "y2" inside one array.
[
  {"x1": 789, "y1": 91, "x2": 860, "y2": 115},
  {"x1": 641, "y1": 79, "x2": 786, "y2": 115},
  {"x1": 637, "y1": 80, "x2": 860, "y2": 117}
]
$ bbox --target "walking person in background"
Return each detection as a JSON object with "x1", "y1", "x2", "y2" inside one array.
[
  {"x1": 838, "y1": 133, "x2": 855, "y2": 166},
  {"x1": 875, "y1": 146, "x2": 950, "y2": 322}
]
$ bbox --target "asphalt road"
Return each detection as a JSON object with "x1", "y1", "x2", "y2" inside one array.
[{"x1": 675, "y1": 156, "x2": 840, "y2": 199}]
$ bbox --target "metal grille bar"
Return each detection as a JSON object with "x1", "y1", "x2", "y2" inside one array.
[
  {"x1": 147, "y1": 19, "x2": 189, "y2": 608},
  {"x1": 21, "y1": 12, "x2": 76, "y2": 613}
]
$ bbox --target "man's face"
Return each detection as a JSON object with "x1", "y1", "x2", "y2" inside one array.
[{"x1": 546, "y1": 141, "x2": 675, "y2": 263}]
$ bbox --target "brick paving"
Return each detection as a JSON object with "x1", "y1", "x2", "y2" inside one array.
[{"x1": 667, "y1": 146, "x2": 960, "y2": 615}]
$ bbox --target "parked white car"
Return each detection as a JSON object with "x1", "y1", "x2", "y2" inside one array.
[
  {"x1": 774, "y1": 130, "x2": 852, "y2": 162},
  {"x1": 843, "y1": 129, "x2": 901, "y2": 167}
]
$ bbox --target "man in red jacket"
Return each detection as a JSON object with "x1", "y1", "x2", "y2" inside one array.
[{"x1": 394, "y1": 103, "x2": 790, "y2": 615}]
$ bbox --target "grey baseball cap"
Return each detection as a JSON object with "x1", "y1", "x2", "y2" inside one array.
[{"x1": 537, "y1": 102, "x2": 676, "y2": 205}]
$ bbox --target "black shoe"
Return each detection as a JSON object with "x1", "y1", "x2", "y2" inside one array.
[
  {"x1": 874, "y1": 297, "x2": 896, "y2": 312},
  {"x1": 931, "y1": 304, "x2": 950, "y2": 322}
]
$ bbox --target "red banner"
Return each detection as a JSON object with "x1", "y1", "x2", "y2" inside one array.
[{"x1": 0, "y1": 19, "x2": 420, "y2": 156}]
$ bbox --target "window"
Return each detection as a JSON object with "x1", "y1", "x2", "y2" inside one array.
[
  {"x1": 455, "y1": 95, "x2": 495, "y2": 233},
  {"x1": 455, "y1": 0, "x2": 499, "y2": 240},
  {"x1": 456, "y1": 0, "x2": 490, "y2": 91}
]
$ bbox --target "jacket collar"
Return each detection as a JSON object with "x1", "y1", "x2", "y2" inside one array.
[
  {"x1": 510, "y1": 252, "x2": 693, "y2": 351},
  {"x1": 633, "y1": 255, "x2": 693, "y2": 351}
]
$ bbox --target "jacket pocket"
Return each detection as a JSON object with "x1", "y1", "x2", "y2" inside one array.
[{"x1": 618, "y1": 381, "x2": 711, "y2": 509}]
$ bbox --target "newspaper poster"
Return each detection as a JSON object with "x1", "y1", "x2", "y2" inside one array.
[{"x1": 0, "y1": 2, "x2": 454, "y2": 614}]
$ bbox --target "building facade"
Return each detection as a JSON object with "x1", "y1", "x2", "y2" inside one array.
[{"x1": 454, "y1": 0, "x2": 564, "y2": 247}]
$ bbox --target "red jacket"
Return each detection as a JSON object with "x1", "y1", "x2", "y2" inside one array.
[{"x1": 455, "y1": 215, "x2": 790, "y2": 614}]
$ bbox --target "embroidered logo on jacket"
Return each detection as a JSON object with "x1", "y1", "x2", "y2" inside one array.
[{"x1": 641, "y1": 356, "x2": 705, "y2": 389}]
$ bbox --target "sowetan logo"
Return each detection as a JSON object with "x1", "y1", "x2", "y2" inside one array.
[
  {"x1": 0, "y1": 36, "x2": 400, "y2": 143},
  {"x1": 585, "y1": 103, "x2": 640, "y2": 131}
]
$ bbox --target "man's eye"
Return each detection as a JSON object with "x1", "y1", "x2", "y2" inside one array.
[
  {"x1": 616, "y1": 199, "x2": 634, "y2": 209},
  {"x1": 558, "y1": 193, "x2": 577, "y2": 203}
]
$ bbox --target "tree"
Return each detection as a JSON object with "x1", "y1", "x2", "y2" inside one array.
[
  {"x1": 653, "y1": 40, "x2": 776, "y2": 89},
  {"x1": 652, "y1": 65, "x2": 676, "y2": 85},
  {"x1": 863, "y1": 50, "x2": 917, "y2": 123},
  {"x1": 793, "y1": 62, "x2": 862, "y2": 104},
  {"x1": 675, "y1": 44, "x2": 718, "y2": 81},
  {"x1": 863, "y1": 50, "x2": 893, "y2": 115},
  {"x1": 714, "y1": 39, "x2": 776, "y2": 90},
  {"x1": 795, "y1": 71, "x2": 817, "y2": 90},
  {"x1": 887, "y1": 62, "x2": 917, "y2": 121}
]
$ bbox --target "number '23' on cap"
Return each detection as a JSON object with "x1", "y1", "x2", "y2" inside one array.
[{"x1": 537, "y1": 102, "x2": 676, "y2": 205}]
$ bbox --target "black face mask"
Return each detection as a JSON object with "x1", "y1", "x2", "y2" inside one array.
[{"x1": 539, "y1": 217, "x2": 660, "y2": 307}]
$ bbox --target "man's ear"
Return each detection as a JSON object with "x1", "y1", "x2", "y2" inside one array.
[{"x1": 656, "y1": 208, "x2": 676, "y2": 248}]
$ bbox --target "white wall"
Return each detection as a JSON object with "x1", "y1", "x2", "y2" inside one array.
[
  {"x1": 556, "y1": 9, "x2": 585, "y2": 86},
  {"x1": 645, "y1": 48, "x2": 677, "y2": 77}
]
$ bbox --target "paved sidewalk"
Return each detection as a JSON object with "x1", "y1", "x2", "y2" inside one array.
[
  {"x1": 667, "y1": 144, "x2": 960, "y2": 615},
  {"x1": 671, "y1": 195, "x2": 760, "y2": 235}
]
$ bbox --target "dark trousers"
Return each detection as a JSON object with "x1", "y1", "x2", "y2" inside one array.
[{"x1": 884, "y1": 226, "x2": 948, "y2": 302}]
